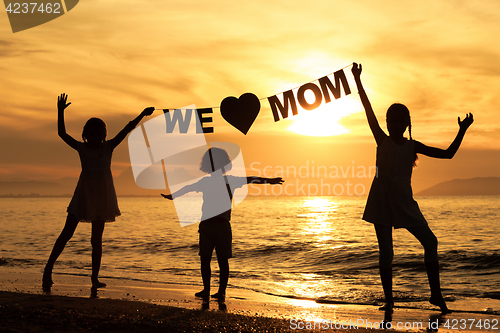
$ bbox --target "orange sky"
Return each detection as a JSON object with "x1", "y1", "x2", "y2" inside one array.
[{"x1": 0, "y1": 0, "x2": 499, "y2": 193}]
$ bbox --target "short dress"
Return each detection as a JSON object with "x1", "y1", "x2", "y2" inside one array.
[
  {"x1": 67, "y1": 141, "x2": 121, "y2": 222},
  {"x1": 362, "y1": 137, "x2": 427, "y2": 229}
]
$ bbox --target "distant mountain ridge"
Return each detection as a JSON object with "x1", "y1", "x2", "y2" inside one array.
[
  {"x1": 1, "y1": 175, "x2": 499, "y2": 197},
  {"x1": 0, "y1": 179, "x2": 71, "y2": 196},
  {"x1": 416, "y1": 177, "x2": 500, "y2": 196},
  {"x1": 0, "y1": 168, "x2": 162, "y2": 197}
]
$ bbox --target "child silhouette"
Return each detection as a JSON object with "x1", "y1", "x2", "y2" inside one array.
[
  {"x1": 162, "y1": 147, "x2": 283, "y2": 300},
  {"x1": 352, "y1": 63, "x2": 473, "y2": 313},
  {"x1": 42, "y1": 93, "x2": 154, "y2": 291}
]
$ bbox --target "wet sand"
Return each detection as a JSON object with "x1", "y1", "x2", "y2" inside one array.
[
  {"x1": 0, "y1": 270, "x2": 498, "y2": 332},
  {"x1": 1, "y1": 290, "x2": 343, "y2": 333}
]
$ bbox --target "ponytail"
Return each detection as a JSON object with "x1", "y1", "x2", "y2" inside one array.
[{"x1": 409, "y1": 115, "x2": 418, "y2": 167}]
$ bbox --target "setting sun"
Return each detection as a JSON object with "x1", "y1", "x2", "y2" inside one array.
[{"x1": 287, "y1": 96, "x2": 361, "y2": 137}]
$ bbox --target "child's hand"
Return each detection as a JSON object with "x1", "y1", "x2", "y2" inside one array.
[
  {"x1": 57, "y1": 93, "x2": 71, "y2": 111},
  {"x1": 458, "y1": 113, "x2": 474, "y2": 131},
  {"x1": 161, "y1": 193, "x2": 173, "y2": 200},
  {"x1": 269, "y1": 177, "x2": 284, "y2": 185},
  {"x1": 142, "y1": 107, "x2": 155, "y2": 116},
  {"x1": 351, "y1": 63, "x2": 362, "y2": 78}
]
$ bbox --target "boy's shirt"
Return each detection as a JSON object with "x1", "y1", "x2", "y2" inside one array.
[{"x1": 192, "y1": 174, "x2": 247, "y2": 221}]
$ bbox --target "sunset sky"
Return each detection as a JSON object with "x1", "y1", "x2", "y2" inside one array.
[{"x1": 1, "y1": 0, "x2": 499, "y2": 193}]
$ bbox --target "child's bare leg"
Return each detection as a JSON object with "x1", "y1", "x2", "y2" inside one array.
[
  {"x1": 43, "y1": 214, "x2": 79, "y2": 289},
  {"x1": 407, "y1": 225, "x2": 449, "y2": 313},
  {"x1": 195, "y1": 256, "x2": 211, "y2": 298},
  {"x1": 216, "y1": 256, "x2": 229, "y2": 298},
  {"x1": 375, "y1": 224, "x2": 394, "y2": 310},
  {"x1": 91, "y1": 220, "x2": 106, "y2": 288},
  {"x1": 425, "y1": 261, "x2": 450, "y2": 312}
]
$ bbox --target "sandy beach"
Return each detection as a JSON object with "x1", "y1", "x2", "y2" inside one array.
[{"x1": 1, "y1": 270, "x2": 498, "y2": 332}]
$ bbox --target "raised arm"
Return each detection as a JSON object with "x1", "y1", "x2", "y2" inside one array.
[
  {"x1": 247, "y1": 177, "x2": 284, "y2": 185},
  {"x1": 108, "y1": 107, "x2": 155, "y2": 150},
  {"x1": 415, "y1": 113, "x2": 474, "y2": 159},
  {"x1": 352, "y1": 63, "x2": 387, "y2": 145},
  {"x1": 57, "y1": 93, "x2": 79, "y2": 150}
]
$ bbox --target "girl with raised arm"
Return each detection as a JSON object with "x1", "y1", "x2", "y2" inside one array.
[
  {"x1": 43, "y1": 93, "x2": 154, "y2": 291},
  {"x1": 352, "y1": 63, "x2": 473, "y2": 313}
]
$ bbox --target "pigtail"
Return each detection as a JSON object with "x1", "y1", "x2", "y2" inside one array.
[
  {"x1": 408, "y1": 115, "x2": 418, "y2": 167},
  {"x1": 408, "y1": 116, "x2": 412, "y2": 140}
]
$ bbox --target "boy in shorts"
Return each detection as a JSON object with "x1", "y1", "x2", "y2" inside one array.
[{"x1": 162, "y1": 147, "x2": 283, "y2": 300}]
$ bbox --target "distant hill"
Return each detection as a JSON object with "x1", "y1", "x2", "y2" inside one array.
[
  {"x1": 416, "y1": 177, "x2": 500, "y2": 196},
  {"x1": 0, "y1": 179, "x2": 75, "y2": 196},
  {"x1": 0, "y1": 168, "x2": 163, "y2": 197}
]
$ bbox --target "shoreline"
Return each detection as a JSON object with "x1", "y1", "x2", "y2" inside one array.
[{"x1": 1, "y1": 270, "x2": 499, "y2": 332}]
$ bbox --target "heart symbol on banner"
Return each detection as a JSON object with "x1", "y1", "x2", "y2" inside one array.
[
  {"x1": 220, "y1": 93, "x2": 260, "y2": 135},
  {"x1": 4, "y1": 0, "x2": 79, "y2": 33}
]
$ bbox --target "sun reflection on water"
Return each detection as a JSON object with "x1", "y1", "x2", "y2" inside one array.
[{"x1": 299, "y1": 197, "x2": 341, "y2": 246}]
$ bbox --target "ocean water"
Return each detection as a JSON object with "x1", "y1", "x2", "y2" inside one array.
[{"x1": 0, "y1": 195, "x2": 499, "y2": 312}]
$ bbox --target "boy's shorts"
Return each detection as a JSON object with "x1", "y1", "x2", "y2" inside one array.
[{"x1": 198, "y1": 217, "x2": 232, "y2": 259}]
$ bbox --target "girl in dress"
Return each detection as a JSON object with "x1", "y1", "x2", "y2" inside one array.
[
  {"x1": 352, "y1": 63, "x2": 473, "y2": 313},
  {"x1": 43, "y1": 93, "x2": 154, "y2": 291}
]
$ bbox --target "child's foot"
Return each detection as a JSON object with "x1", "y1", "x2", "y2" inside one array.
[
  {"x1": 91, "y1": 281, "x2": 107, "y2": 289},
  {"x1": 195, "y1": 290, "x2": 210, "y2": 299},
  {"x1": 430, "y1": 296, "x2": 451, "y2": 314},
  {"x1": 378, "y1": 302, "x2": 394, "y2": 312},
  {"x1": 211, "y1": 292, "x2": 225, "y2": 301},
  {"x1": 42, "y1": 279, "x2": 53, "y2": 292},
  {"x1": 42, "y1": 270, "x2": 53, "y2": 291}
]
